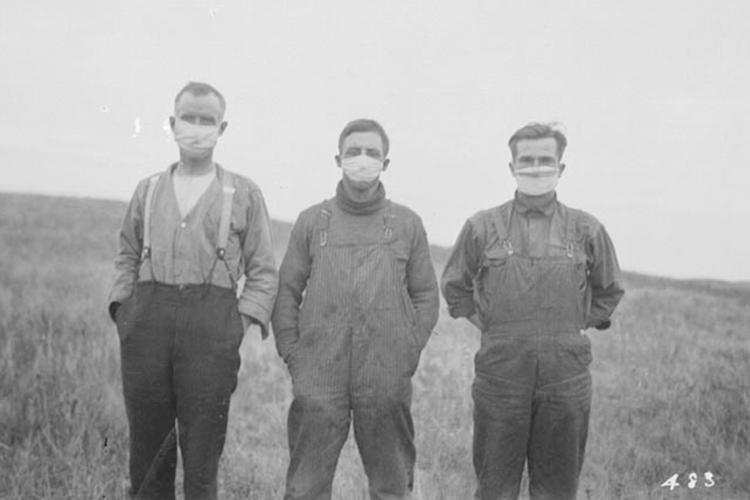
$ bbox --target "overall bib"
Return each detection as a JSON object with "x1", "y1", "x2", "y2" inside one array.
[
  {"x1": 472, "y1": 206, "x2": 592, "y2": 500},
  {"x1": 285, "y1": 202, "x2": 422, "y2": 500},
  {"x1": 115, "y1": 172, "x2": 244, "y2": 500}
]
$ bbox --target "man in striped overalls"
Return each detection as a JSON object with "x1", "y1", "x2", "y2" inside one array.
[
  {"x1": 442, "y1": 123, "x2": 624, "y2": 499},
  {"x1": 272, "y1": 119, "x2": 440, "y2": 500},
  {"x1": 108, "y1": 82, "x2": 278, "y2": 499}
]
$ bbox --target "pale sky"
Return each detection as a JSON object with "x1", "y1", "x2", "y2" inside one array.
[{"x1": 2, "y1": 0, "x2": 749, "y2": 281}]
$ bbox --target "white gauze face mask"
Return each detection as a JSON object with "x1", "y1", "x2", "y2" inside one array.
[
  {"x1": 513, "y1": 165, "x2": 560, "y2": 195},
  {"x1": 173, "y1": 119, "x2": 220, "y2": 155},
  {"x1": 341, "y1": 155, "x2": 383, "y2": 183}
]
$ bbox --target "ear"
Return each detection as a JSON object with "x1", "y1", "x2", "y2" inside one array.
[
  {"x1": 508, "y1": 162, "x2": 515, "y2": 176},
  {"x1": 382, "y1": 158, "x2": 390, "y2": 172},
  {"x1": 335, "y1": 155, "x2": 342, "y2": 168},
  {"x1": 558, "y1": 163, "x2": 566, "y2": 176},
  {"x1": 219, "y1": 121, "x2": 228, "y2": 135},
  {"x1": 169, "y1": 116, "x2": 176, "y2": 130}
]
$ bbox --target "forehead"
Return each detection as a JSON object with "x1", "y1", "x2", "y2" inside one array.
[
  {"x1": 341, "y1": 131, "x2": 384, "y2": 152},
  {"x1": 515, "y1": 137, "x2": 559, "y2": 158},
  {"x1": 175, "y1": 92, "x2": 223, "y2": 119}
]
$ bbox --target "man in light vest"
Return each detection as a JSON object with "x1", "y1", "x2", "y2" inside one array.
[
  {"x1": 441, "y1": 122, "x2": 624, "y2": 500},
  {"x1": 272, "y1": 118, "x2": 440, "y2": 500},
  {"x1": 107, "y1": 81, "x2": 278, "y2": 500}
]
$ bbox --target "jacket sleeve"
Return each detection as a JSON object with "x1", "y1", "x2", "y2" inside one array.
[
  {"x1": 238, "y1": 188, "x2": 279, "y2": 339},
  {"x1": 585, "y1": 223, "x2": 625, "y2": 329},
  {"x1": 406, "y1": 217, "x2": 440, "y2": 350},
  {"x1": 271, "y1": 215, "x2": 312, "y2": 361},
  {"x1": 440, "y1": 219, "x2": 482, "y2": 319},
  {"x1": 107, "y1": 180, "x2": 147, "y2": 317}
]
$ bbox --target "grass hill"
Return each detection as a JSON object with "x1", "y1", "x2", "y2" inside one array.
[{"x1": 1, "y1": 192, "x2": 748, "y2": 499}]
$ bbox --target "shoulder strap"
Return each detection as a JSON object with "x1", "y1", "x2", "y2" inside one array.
[
  {"x1": 141, "y1": 174, "x2": 161, "y2": 259},
  {"x1": 564, "y1": 206, "x2": 576, "y2": 259},
  {"x1": 216, "y1": 170, "x2": 236, "y2": 259},
  {"x1": 383, "y1": 200, "x2": 395, "y2": 241},
  {"x1": 491, "y1": 205, "x2": 514, "y2": 255},
  {"x1": 317, "y1": 201, "x2": 333, "y2": 247}
]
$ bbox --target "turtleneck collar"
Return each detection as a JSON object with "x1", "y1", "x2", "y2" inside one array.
[
  {"x1": 514, "y1": 190, "x2": 557, "y2": 216},
  {"x1": 335, "y1": 180, "x2": 387, "y2": 215}
]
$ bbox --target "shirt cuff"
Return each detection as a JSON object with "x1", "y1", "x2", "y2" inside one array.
[
  {"x1": 238, "y1": 301, "x2": 270, "y2": 339},
  {"x1": 586, "y1": 317, "x2": 612, "y2": 330}
]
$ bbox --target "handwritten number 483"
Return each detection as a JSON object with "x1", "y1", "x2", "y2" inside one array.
[{"x1": 661, "y1": 472, "x2": 715, "y2": 491}]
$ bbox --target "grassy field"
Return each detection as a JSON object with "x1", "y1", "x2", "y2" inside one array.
[{"x1": 1, "y1": 192, "x2": 748, "y2": 499}]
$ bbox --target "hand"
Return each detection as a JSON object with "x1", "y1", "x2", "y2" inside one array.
[{"x1": 240, "y1": 314, "x2": 262, "y2": 337}]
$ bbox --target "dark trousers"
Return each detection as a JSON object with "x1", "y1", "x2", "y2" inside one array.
[
  {"x1": 116, "y1": 282, "x2": 244, "y2": 500},
  {"x1": 472, "y1": 373, "x2": 591, "y2": 500}
]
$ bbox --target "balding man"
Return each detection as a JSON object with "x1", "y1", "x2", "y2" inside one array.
[{"x1": 108, "y1": 81, "x2": 278, "y2": 499}]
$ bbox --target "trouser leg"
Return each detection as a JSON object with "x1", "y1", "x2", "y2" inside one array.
[
  {"x1": 174, "y1": 287, "x2": 244, "y2": 500},
  {"x1": 527, "y1": 372, "x2": 591, "y2": 500},
  {"x1": 472, "y1": 376, "x2": 533, "y2": 500},
  {"x1": 284, "y1": 394, "x2": 351, "y2": 500},
  {"x1": 118, "y1": 287, "x2": 177, "y2": 500},
  {"x1": 352, "y1": 382, "x2": 415, "y2": 500}
]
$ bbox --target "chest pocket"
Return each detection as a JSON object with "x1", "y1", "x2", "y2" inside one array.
[
  {"x1": 204, "y1": 209, "x2": 242, "y2": 261},
  {"x1": 476, "y1": 245, "x2": 510, "y2": 298}
]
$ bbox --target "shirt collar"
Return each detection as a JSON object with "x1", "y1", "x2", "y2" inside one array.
[{"x1": 513, "y1": 190, "x2": 558, "y2": 216}]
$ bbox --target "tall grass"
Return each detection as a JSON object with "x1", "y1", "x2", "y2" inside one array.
[{"x1": 1, "y1": 193, "x2": 748, "y2": 499}]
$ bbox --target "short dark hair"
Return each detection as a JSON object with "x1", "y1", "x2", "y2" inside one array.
[
  {"x1": 508, "y1": 122, "x2": 568, "y2": 160},
  {"x1": 338, "y1": 119, "x2": 390, "y2": 157},
  {"x1": 174, "y1": 81, "x2": 226, "y2": 118}
]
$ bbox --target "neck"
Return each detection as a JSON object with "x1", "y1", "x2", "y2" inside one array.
[
  {"x1": 516, "y1": 190, "x2": 556, "y2": 206},
  {"x1": 341, "y1": 177, "x2": 380, "y2": 203},
  {"x1": 335, "y1": 179, "x2": 386, "y2": 215},
  {"x1": 178, "y1": 152, "x2": 215, "y2": 175}
]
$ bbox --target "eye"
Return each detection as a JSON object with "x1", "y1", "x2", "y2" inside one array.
[
  {"x1": 516, "y1": 157, "x2": 533, "y2": 166},
  {"x1": 344, "y1": 147, "x2": 362, "y2": 157},
  {"x1": 199, "y1": 117, "x2": 217, "y2": 126},
  {"x1": 365, "y1": 149, "x2": 382, "y2": 159}
]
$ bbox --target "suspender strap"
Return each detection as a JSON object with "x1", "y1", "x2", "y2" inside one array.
[
  {"x1": 216, "y1": 170, "x2": 235, "y2": 260},
  {"x1": 141, "y1": 174, "x2": 161, "y2": 260},
  {"x1": 205, "y1": 169, "x2": 237, "y2": 292},
  {"x1": 564, "y1": 207, "x2": 576, "y2": 258},
  {"x1": 383, "y1": 201, "x2": 395, "y2": 241},
  {"x1": 318, "y1": 201, "x2": 332, "y2": 247},
  {"x1": 492, "y1": 205, "x2": 514, "y2": 255}
]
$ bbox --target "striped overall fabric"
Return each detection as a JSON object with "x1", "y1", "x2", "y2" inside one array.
[{"x1": 283, "y1": 202, "x2": 424, "y2": 500}]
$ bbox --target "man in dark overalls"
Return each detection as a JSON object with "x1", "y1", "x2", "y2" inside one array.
[
  {"x1": 107, "y1": 81, "x2": 278, "y2": 499},
  {"x1": 441, "y1": 122, "x2": 624, "y2": 500},
  {"x1": 272, "y1": 118, "x2": 440, "y2": 500}
]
